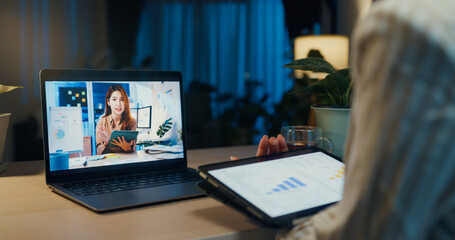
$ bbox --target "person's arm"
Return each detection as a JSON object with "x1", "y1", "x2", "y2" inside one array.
[
  {"x1": 131, "y1": 119, "x2": 137, "y2": 152},
  {"x1": 282, "y1": 1, "x2": 455, "y2": 239},
  {"x1": 96, "y1": 117, "x2": 110, "y2": 155}
]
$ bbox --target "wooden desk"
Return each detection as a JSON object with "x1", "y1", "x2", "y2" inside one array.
[{"x1": 0, "y1": 145, "x2": 278, "y2": 240}]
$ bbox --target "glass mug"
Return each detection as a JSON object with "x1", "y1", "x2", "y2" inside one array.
[{"x1": 281, "y1": 126, "x2": 334, "y2": 153}]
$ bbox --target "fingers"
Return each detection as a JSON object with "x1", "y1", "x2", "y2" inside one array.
[
  {"x1": 111, "y1": 137, "x2": 124, "y2": 148},
  {"x1": 230, "y1": 156, "x2": 239, "y2": 161},
  {"x1": 114, "y1": 137, "x2": 126, "y2": 144},
  {"x1": 269, "y1": 137, "x2": 279, "y2": 154},
  {"x1": 277, "y1": 134, "x2": 288, "y2": 152},
  {"x1": 257, "y1": 134, "x2": 289, "y2": 157},
  {"x1": 256, "y1": 135, "x2": 269, "y2": 156},
  {"x1": 111, "y1": 138, "x2": 121, "y2": 147}
]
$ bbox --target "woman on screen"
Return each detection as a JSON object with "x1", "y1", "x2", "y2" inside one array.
[{"x1": 96, "y1": 84, "x2": 137, "y2": 155}]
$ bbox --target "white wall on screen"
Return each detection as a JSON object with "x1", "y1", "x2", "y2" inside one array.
[{"x1": 131, "y1": 82, "x2": 182, "y2": 141}]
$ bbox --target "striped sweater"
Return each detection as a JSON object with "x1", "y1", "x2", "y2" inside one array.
[{"x1": 281, "y1": 0, "x2": 455, "y2": 239}]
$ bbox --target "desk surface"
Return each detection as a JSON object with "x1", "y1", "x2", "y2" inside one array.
[{"x1": 0, "y1": 145, "x2": 278, "y2": 240}]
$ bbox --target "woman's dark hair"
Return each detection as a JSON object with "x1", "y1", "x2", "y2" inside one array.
[{"x1": 104, "y1": 84, "x2": 135, "y2": 130}]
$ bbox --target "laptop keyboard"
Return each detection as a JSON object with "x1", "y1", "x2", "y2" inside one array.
[{"x1": 62, "y1": 169, "x2": 201, "y2": 196}]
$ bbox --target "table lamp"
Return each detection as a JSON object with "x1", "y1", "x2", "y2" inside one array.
[{"x1": 293, "y1": 35, "x2": 349, "y2": 79}]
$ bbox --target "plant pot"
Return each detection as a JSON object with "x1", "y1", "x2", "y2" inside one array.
[
  {"x1": 311, "y1": 106, "x2": 351, "y2": 158},
  {"x1": 0, "y1": 113, "x2": 11, "y2": 174}
]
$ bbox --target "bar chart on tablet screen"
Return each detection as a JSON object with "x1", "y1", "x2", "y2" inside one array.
[{"x1": 210, "y1": 152, "x2": 345, "y2": 217}]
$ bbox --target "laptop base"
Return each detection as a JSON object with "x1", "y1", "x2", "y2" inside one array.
[{"x1": 51, "y1": 178, "x2": 205, "y2": 212}]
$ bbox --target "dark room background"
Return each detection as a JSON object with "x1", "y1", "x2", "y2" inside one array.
[{"x1": 0, "y1": 0, "x2": 368, "y2": 162}]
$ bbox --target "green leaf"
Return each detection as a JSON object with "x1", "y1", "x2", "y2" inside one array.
[
  {"x1": 336, "y1": 68, "x2": 350, "y2": 78},
  {"x1": 283, "y1": 58, "x2": 336, "y2": 74},
  {"x1": 0, "y1": 84, "x2": 22, "y2": 94},
  {"x1": 282, "y1": 57, "x2": 352, "y2": 107},
  {"x1": 343, "y1": 80, "x2": 353, "y2": 107},
  {"x1": 320, "y1": 70, "x2": 351, "y2": 106},
  {"x1": 288, "y1": 84, "x2": 328, "y2": 95},
  {"x1": 156, "y1": 118, "x2": 173, "y2": 140}
]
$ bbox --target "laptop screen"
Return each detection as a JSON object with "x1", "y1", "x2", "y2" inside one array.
[{"x1": 40, "y1": 70, "x2": 186, "y2": 175}]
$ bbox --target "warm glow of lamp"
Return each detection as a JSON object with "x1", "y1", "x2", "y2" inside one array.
[{"x1": 294, "y1": 35, "x2": 349, "y2": 78}]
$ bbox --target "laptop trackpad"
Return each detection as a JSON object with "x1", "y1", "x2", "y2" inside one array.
[{"x1": 83, "y1": 183, "x2": 203, "y2": 212}]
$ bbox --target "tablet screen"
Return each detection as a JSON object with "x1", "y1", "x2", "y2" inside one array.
[{"x1": 208, "y1": 152, "x2": 345, "y2": 218}]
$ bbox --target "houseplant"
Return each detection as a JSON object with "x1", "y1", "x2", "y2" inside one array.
[
  {"x1": 156, "y1": 118, "x2": 173, "y2": 145},
  {"x1": 0, "y1": 84, "x2": 22, "y2": 173},
  {"x1": 283, "y1": 57, "x2": 352, "y2": 157}
]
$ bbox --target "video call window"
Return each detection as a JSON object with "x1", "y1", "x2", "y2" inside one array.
[{"x1": 45, "y1": 81, "x2": 184, "y2": 171}]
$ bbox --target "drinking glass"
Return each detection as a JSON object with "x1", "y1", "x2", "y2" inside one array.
[{"x1": 281, "y1": 126, "x2": 334, "y2": 153}]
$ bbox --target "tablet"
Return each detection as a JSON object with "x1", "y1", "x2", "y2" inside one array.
[
  {"x1": 198, "y1": 148, "x2": 344, "y2": 228},
  {"x1": 107, "y1": 130, "x2": 139, "y2": 148}
]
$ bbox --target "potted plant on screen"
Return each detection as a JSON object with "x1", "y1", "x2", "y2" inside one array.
[
  {"x1": 283, "y1": 57, "x2": 352, "y2": 158},
  {"x1": 156, "y1": 118, "x2": 173, "y2": 145},
  {"x1": 0, "y1": 84, "x2": 22, "y2": 173}
]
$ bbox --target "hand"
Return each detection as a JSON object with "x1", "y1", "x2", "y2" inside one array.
[
  {"x1": 111, "y1": 136, "x2": 136, "y2": 152},
  {"x1": 256, "y1": 134, "x2": 288, "y2": 156},
  {"x1": 230, "y1": 134, "x2": 288, "y2": 160}
]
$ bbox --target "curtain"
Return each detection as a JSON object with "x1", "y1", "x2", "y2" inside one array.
[
  {"x1": 0, "y1": 0, "x2": 107, "y2": 161},
  {"x1": 14, "y1": 0, "x2": 106, "y2": 104},
  {"x1": 134, "y1": 0, "x2": 292, "y2": 116}
]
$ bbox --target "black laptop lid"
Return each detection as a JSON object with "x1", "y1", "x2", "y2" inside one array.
[{"x1": 40, "y1": 69, "x2": 188, "y2": 184}]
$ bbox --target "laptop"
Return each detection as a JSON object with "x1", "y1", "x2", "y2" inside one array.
[{"x1": 40, "y1": 69, "x2": 204, "y2": 212}]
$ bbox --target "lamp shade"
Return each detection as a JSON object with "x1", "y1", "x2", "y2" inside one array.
[{"x1": 294, "y1": 35, "x2": 349, "y2": 78}]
